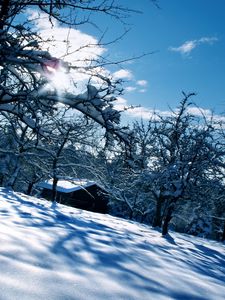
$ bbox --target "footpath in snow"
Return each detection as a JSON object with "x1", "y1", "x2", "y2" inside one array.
[{"x1": 0, "y1": 188, "x2": 225, "y2": 300}]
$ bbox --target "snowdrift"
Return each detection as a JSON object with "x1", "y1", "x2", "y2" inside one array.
[{"x1": 0, "y1": 188, "x2": 225, "y2": 300}]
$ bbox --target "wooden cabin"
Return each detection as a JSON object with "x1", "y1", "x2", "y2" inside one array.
[{"x1": 38, "y1": 179, "x2": 108, "y2": 213}]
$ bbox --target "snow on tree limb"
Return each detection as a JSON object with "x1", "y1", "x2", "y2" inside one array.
[{"x1": 0, "y1": 2, "x2": 133, "y2": 144}]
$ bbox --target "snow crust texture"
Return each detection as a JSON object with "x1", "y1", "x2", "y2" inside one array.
[{"x1": 0, "y1": 188, "x2": 225, "y2": 300}]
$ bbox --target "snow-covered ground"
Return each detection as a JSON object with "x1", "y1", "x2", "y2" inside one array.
[{"x1": 0, "y1": 188, "x2": 224, "y2": 300}]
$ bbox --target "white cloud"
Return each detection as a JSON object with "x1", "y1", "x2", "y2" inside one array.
[
  {"x1": 139, "y1": 89, "x2": 147, "y2": 93},
  {"x1": 113, "y1": 69, "x2": 133, "y2": 80},
  {"x1": 169, "y1": 40, "x2": 196, "y2": 55},
  {"x1": 126, "y1": 107, "x2": 155, "y2": 119},
  {"x1": 27, "y1": 10, "x2": 109, "y2": 93},
  {"x1": 115, "y1": 97, "x2": 223, "y2": 123},
  {"x1": 169, "y1": 36, "x2": 218, "y2": 56},
  {"x1": 114, "y1": 97, "x2": 128, "y2": 111},
  {"x1": 199, "y1": 37, "x2": 218, "y2": 44},
  {"x1": 125, "y1": 86, "x2": 136, "y2": 92},
  {"x1": 186, "y1": 107, "x2": 212, "y2": 117},
  {"x1": 125, "y1": 81, "x2": 148, "y2": 93},
  {"x1": 186, "y1": 107, "x2": 225, "y2": 124},
  {"x1": 28, "y1": 10, "x2": 106, "y2": 65},
  {"x1": 114, "y1": 96, "x2": 225, "y2": 125},
  {"x1": 114, "y1": 97, "x2": 171, "y2": 119},
  {"x1": 136, "y1": 80, "x2": 148, "y2": 87},
  {"x1": 125, "y1": 107, "x2": 176, "y2": 120}
]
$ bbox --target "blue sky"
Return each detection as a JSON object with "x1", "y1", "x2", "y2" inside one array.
[
  {"x1": 79, "y1": 0, "x2": 225, "y2": 117},
  {"x1": 30, "y1": 0, "x2": 225, "y2": 120}
]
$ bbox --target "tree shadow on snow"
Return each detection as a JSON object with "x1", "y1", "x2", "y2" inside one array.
[
  {"x1": 0, "y1": 188, "x2": 225, "y2": 299},
  {"x1": 0, "y1": 189, "x2": 169, "y2": 298}
]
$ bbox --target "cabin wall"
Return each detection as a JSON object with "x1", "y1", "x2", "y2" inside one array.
[{"x1": 40, "y1": 185, "x2": 108, "y2": 213}]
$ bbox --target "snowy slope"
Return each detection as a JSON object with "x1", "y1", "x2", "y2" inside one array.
[{"x1": 0, "y1": 188, "x2": 225, "y2": 300}]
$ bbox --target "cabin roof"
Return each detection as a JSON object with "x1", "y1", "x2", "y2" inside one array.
[{"x1": 38, "y1": 179, "x2": 97, "y2": 193}]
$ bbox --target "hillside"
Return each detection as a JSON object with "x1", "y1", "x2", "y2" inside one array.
[{"x1": 0, "y1": 187, "x2": 225, "y2": 300}]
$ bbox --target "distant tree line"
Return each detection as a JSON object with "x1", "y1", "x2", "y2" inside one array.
[{"x1": 1, "y1": 94, "x2": 225, "y2": 241}]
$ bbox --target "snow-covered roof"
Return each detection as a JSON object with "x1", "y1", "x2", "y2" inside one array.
[{"x1": 38, "y1": 179, "x2": 96, "y2": 193}]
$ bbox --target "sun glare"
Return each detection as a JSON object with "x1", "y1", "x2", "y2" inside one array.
[
  {"x1": 42, "y1": 58, "x2": 71, "y2": 93},
  {"x1": 45, "y1": 65, "x2": 57, "y2": 73},
  {"x1": 46, "y1": 66, "x2": 71, "y2": 92}
]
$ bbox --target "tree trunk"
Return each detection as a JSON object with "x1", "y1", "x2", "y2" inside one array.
[
  {"x1": 222, "y1": 221, "x2": 225, "y2": 242},
  {"x1": 6, "y1": 165, "x2": 20, "y2": 189},
  {"x1": 129, "y1": 209, "x2": 134, "y2": 220},
  {"x1": 140, "y1": 213, "x2": 145, "y2": 223},
  {"x1": 27, "y1": 182, "x2": 34, "y2": 195},
  {"x1": 162, "y1": 203, "x2": 174, "y2": 236},
  {"x1": 52, "y1": 177, "x2": 58, "y2": 202},
  {"x1": 153, "y1": 197, "x2": 163, "y2": 227},
  {"x1": 0, "y1": 174, "x2": 4, "y2": 186}
]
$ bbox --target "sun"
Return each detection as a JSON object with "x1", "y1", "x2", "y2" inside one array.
[
  {"x1": 43, "y1": 59, "x2": 71, "y2": 92},
  {"x1": 48, "y1": 67, "x2": 70, "y2": 90}
]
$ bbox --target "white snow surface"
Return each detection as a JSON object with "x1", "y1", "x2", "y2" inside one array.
[
  {"x1": 38, "y1": 179, "x2": 96, "y2": 193},
  {"x1": 0, "y1": 188, "x2": 225, "y2": 300}
]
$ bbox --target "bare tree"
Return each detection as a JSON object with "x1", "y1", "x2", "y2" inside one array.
[
  {"x1": 100, "y1": 94, "x2": 225, "y2": 238},
  {"x1": 0, "y1": 0, "x2": 138, "y2": 144}
]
